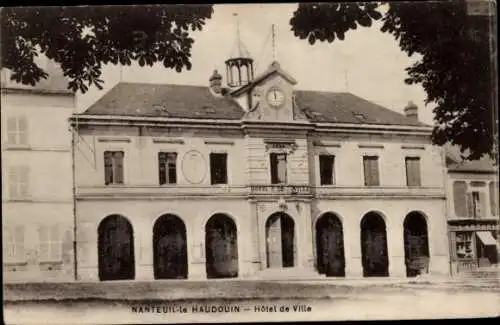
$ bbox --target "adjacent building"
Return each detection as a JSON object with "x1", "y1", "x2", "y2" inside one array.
[
  {"x1": 1, "y1": 60, "x2": 76, "y2": 282},
  {"x1": 445, "y1": 145, "x2": 499, "y2": 274},
  {"x1": 70, "y1": 50, "x2": 450, "y2": 281}
]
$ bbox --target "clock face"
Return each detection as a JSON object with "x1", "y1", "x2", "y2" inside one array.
[{"x1": 266, "y1": 88, "x2": 285, "y2": 108}]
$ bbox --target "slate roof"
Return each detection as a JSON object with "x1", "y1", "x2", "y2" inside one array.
[
  {"x1": 82, "y1": 82, "x2": 428, "y2": 127},
  {"x1": 444, "y1": 143, "x2": 497, "y2": 173}
]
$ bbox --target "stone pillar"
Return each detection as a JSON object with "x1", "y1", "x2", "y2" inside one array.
[
  {"x1": 135, "y1": 219, "x2": 154, "y2": 280},
  {"x1": 297, "y1": 201, "x2": 314, "y2": 270},
  {"x1": 188, "y1": 220, "x2": 207, "y2": 280},
  {"x1": 344, "y1": 217, "x2": 363, "y2": 278},
  {"x1": 387, "y1": 219, "x2": 406, "y2": 278},
  {"x1": 77, "y1": 222, "x2": 98, "y2": 281}
]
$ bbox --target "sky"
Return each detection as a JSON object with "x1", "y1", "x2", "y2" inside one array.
[{"x1": 76, "y1": 3, "x2": 435, "y2": 125}]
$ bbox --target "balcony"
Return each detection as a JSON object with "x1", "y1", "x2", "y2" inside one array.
[{"x1": 249, "y1": 184, "x2": 311, "y2": 196}]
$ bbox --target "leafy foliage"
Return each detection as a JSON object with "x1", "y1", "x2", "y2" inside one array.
[
  {"x1": 1, "y1": 5, "x2": 213, "y2": 93},
  {"x1": 290, "y1": 1, "x2": 497, "y2": 161}
]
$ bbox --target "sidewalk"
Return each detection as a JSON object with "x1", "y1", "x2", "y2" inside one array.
[{"x1": 4, "y1": 276, "x2": 498, "y2": 303}]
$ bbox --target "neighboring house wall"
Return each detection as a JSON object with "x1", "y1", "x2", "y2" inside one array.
[{"x1": 1, "y1": 70, "x2": 76, "y2": 282}]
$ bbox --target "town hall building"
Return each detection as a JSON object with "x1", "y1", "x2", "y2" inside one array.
[{"x1": 69, "y1": 46, "x2": 450, "y2": 281}]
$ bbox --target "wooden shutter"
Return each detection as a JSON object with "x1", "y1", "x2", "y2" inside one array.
[
  {"x1": 18, "y1": 116, "x2": 28, "y2": 145},
  {"x1": 6, "y1": 117, "x2": 17, "y2": 145},
  {"x1": 19, "y1": 166, "x2": 29, "y2": 197},
  {"x1": 167, "y1": 153, "x2": 177, "y2": 184},
  {"x1": 277, "y1": 154, "x2": 287, "y2": 184},
  {"x1": 14, "y1": 225, "x2": 25, "y2": 261},
  {"x1": 466, "y1": 192, "x2": 475, "y2": 218},
  {"x1": 114, "y1": 151, "x2": 124, "y2": 184},
  {"x1": 39, "y1": 225, "x2": 49, "y2": 261},
  {"x1": 364, "y1": 156, "x2": 379, "y2": 186},
  {"x1": 406, "y1": 157, "x2": 421, "y2": 186},
  {"x1": 270, "y1": 153, "x2": 278, "y2": 184},
  {"x1": 453, "y1": 181, "x2": 467, "y2": 217},
  {"x1": 158, "y1": 152, "x2": 166, "y2": 185},
  {"x1": 478, "y1": 192, "x2": 487, "y2": 218},
  {"x1": 104, "y1": 151, "x2": 113, "y2": 185},
  {"x1": 331, "y1": 156, "x2": 336, "y2": 185},
  {"x1": 50, "y1": 225, "x2": 61, "y2": 260},
  {"x1": 8, "y1": 167, "x2": 19, "y2": 198},
  {"x1": 490, "y1": 181, "x2": 498, "y2": 216}
]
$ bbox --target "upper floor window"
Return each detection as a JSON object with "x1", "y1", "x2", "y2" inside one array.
[
  {"x1": 104, "y1": 151, "x2": 124, "y2": 185},
  {"x1": 489, "y1": 181, "x2": 498, "y2": 216},
  {"x1": 405, "y1": 157, "x2": 421, "y2": 187},
  {"x1": 270, "y1": 153, "x2": 287, "y2": 184},
  {"x1": 363, "y1": 156, "x2": 380, "y2": 186},
  {"x1": 38, "y1": 225, "x2": 62, "y2": 262},
  {"x1": 8, "y1": 165, "x2": 30, "y2": 199},
  {"x1": 158, "y1": 152, "x2": 177, "y2": 185},
  {"x1": 319, "y1": 154, "x2": 335, "y2": 185},
  {"x1": 6, "y1": 115, "x2": 28, "y2": 146},
  {"x1": 453, "y1": 181, "x2": 467, "y2": 217},
  {"x1": 210, "y1": 153, "x2": 227, "y2": 185},
  {"x1": 468, "y1": 190, "x2": 486, "y2": 218},
  {"x1": 3, "y1": 226, "x2": 25, "y2": 263}
]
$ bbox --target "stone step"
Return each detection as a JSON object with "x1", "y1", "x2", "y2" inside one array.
[{"x1": 250, "y1": 267, "x2": 326, "y2": 280}]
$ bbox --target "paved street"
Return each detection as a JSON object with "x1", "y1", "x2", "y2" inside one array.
[{"x1": 4, "y1": 280, "x2": 499, "y2": 323}]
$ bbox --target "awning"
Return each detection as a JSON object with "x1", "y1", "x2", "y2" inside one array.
[{"x1": 476, "y1": 231, "x2": 498, "y2": 246}]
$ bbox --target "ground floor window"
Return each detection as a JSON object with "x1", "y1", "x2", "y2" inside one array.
[
  {"x1": 3, "y1": 226, "x2": 25, "y2": 263},
  {"x1": 38, "y1": 225, "x2": 62, "y2": 262},
  {"x1": 456, "y1": 232, "x2": 474, "y2": 259}
]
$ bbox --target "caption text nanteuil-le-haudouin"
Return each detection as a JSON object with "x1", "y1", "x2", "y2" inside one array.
[{"x1": 131, "y1": 304, "x2": 312, "y2": 314}]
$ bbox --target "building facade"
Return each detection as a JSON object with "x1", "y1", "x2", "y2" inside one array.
[
  {"x1": 445, "y1": 145, "x2": 499, "y2": 274},
  {"x1": 70, "y1": 55, "x2": 450, "y2": 281},
  {"x1": 1, "y1": 61, "x2": 76, "y2": 282}
]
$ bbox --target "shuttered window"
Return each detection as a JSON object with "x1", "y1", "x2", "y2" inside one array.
[
  {"x1": 6, "y1": 116, "x2": 28, "y2": 146},
  {"x1": 467, "y1": 191, "x2": 486, "y2": 219},
  {"x1": 158, "y1": 152, "x2": 177, "y2": 185},
  {"x1": 8, "y1": 166, "x2": 30, "y2": 199},
  {"x1": 104, "y1": 151, "x2": 124, "y2": 185},
  {"x1": 270, "y1": 153, "x2": 287, "y2": 184},
  {"x1": 210, "y1": 153, "x2": 228, "y2": 185},
  {"x1": 453, "y1": 181, "x2": 467, "y2": 217},
  {"x1": 3, "y1": 226, "x2": 25, "y2": 262},
  {"x1": 319, "y1": 155, "x2": 335, "y2": 185},
  {"x1": 490, "y1": 181, "x2": 498, "y2": 216},
  {"x1": 363, "y1": 156, "x2": 380, "y2": 186},
  {"x1": 38, "y1": 225, "x2": 62, "y2": 262},
  {"x1": 405, "y1": 157, "x2": 421, "y2": 187}
]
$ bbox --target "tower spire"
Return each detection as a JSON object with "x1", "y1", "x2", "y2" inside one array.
[
  {"x1": 272, "y1": 24, "x2": 277, "y2": 62},
  {"x1": 225, "y1": 12, "x2": 254, "y2": 88}
]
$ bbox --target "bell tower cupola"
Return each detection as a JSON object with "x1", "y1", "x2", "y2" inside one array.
[{"x1": 225, "y1": 13, "x2": 254, "y2": 88}]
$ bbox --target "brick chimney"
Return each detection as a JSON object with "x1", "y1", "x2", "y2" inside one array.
[
  {"x1": 404, "y1": 101, "x2": 418, "y2": 121},
  {"x1": 209, "y1": 70, "x2": 223, "y2": 94}
]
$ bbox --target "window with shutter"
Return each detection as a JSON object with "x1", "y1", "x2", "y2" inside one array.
[
  {"x1": 453, "y1": 181, "x2": 468, "y2": 217},
  {"x1": 489, "y1": 181, "x2": 498, "y2": 216},
  {"x1": 270, "y1": 153, "x2": 287, "y2": 184},
  {"x1": 6, "y1": 117, "x2": 17, "y2": 145},
  {"x1": 405, "y1": 157, "x2": 421, "y2": 187},
  {"x1": 18, "y1": 116, "x2": 28, "y2": 145},
  {"x1": 363, "y1": 156, "x2": 380, "y2": 186},
  {"x1": 50, "y1": 225, "x2": 62, "y2": 261},
  {"x1": 467, "y1": 192, "x2": 476, "y2": 218},
  {"x1": 319, "y1": 155, "x2": 335, "y2": 185},
  {"x1": 103, "y1": 151, "x2": 124, "y2": 185},
  {"x1": 3, "y1": 229, "x2": 15, "y2": 262},
  {"x1": 39, "y1": 226, "x2": 50, "y2": 261}
]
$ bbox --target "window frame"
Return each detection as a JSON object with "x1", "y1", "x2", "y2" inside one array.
[
  {"x1": 405, "y1": 156, "x2": 422, "y2": 187},
  {"x1": 158, "y1": 152, "x2": 178, "y2": 185},
  {"x1": 210, "y1": 152, "x2": 228, "y2": 185},
  {"x1": 103, "y1": 150, "x2": 125, "y2": 185},
  {"x1": 270, "y1": 152, "x2": 288, "y2": 185},
  {"x1": 38, "y1": 224, "x2": 63, "y2": 263},
  {"x1": 319, "y1": 154, "x2": 336, "y2": 186},
  {"x1": 7, "y1": 165, "x2": 30, "y2": 199},
  {"x1": 5, "y1": 115, "x2": 29, "y2": 147}
]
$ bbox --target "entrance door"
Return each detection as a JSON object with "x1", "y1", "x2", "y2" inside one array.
[
  {"x1": 98, "y1": 215, "x2": 135, "y2": 281},
  {"x1": 316, "y1": 213, "x2": 345, "y2": 277},
  {"x1": 266, "y1": 212, "x2": 295, "y2": 268},
  {"x1": 404, "y1": 212, "x2": 430, "y2": 277},
  {"x1": 153, "y1": 214, "x2": 188, "y2": 279},
  {"x1": 361, "y1": 212, "x2": 389, "y2": 277},
  {"x1": 205, "y1": 214, "x2": 238, "y2": 279}
]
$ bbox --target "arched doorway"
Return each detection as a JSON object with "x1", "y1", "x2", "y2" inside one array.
[
  {"x1": 266, "y1": 212, "x2": 295, "y2": 268},
  {"x1": 153, "y1": 214, "x2": 188, "y2": 279},
  {"x1": 404, "y1": 212, "x2": 430, "y2": 277},
  {"x1": 205, "y1": 214, "x2": 238, "y2": 279},
  {"x1": 98, "y1": 215, "x2": 135, "y2": 281},
  {"x1": 316, "y1": 213, "x2": 345, "y2": 277},
  {"x1": 360, "y1": 212, "x2": 389, "y2": 277}
]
